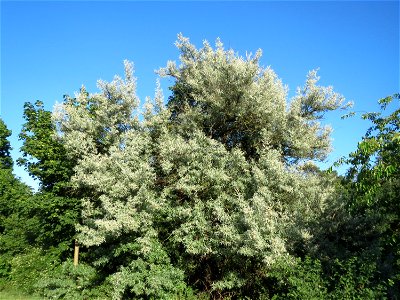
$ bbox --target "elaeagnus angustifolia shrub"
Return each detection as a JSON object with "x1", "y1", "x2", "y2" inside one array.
[{"x1": 53, "y1": 35, "x2": 349, "y2": 299}]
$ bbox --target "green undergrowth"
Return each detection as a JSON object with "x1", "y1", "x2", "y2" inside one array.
[{"x1": 0, "y1": 289, "x2": 43, "y2": 300}]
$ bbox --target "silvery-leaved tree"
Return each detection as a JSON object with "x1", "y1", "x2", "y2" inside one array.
[{"x1": 53, "y1": 35, "x2": 347, "y2": 299}]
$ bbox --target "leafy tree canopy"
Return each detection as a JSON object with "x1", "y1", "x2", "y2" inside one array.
[
  {"x1": 0, "y1": 118, "x2": 13, "y2": 169},
  {"x1": 161, "y1": 34, "x2": 350, "y2": 163},
  {"x1": 343, "y1": 93, "x2": 400, "y2": 297},
  {"x1": 18, "y1": 100, "x2": 75, "y2": 195},
  {"x1": 52, "y1": 35, "x2": 347, "y2": 298}
]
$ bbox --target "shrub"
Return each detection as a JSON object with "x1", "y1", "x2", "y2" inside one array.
[
  {"x1": 8, "y1": 247, "x2": 58, "y2": 294},
  {"x1": 36, "y1": 260, "x2": 109, "y2": 300}
]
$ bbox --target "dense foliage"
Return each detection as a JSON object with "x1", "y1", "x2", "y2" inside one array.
[
  {"x1": 0, "y1": 119, "x2": 13, "y2": 169},
  {"x1": 18, "y1": 100, "x2": 76, "y2": 196},
  {"x1": 0, "y1": 36, "x2": 398, "y2": 299},
  {"x1": 342, "y1": 94, "x2": 400, "y2": 297}
]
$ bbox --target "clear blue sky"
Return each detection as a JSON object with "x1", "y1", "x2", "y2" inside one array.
[{"x1": 1, "y1": 1, "x2": 399, "y2": 189}]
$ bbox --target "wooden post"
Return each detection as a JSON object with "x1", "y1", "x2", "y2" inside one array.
[{"x1": 73, "y1": 239, "x2": 79, "y2": 267}]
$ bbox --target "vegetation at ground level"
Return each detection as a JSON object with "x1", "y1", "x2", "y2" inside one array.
[
  {"x1": 0, "y1": 290, "x2": 43, "y2": 300},
  {"x1": 0, "y1": 36, "x2": 398, "y2": 299}
]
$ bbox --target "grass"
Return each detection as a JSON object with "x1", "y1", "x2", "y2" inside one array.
[{"x1": 0, "y1": 290, "x2": 43, "y2": 300}]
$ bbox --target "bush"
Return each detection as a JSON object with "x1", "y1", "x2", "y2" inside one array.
[
  {"x1": 268, "y1": 257, "x2": 328, "y2": 299},
  {"x1": 36, "y1": 260, "x2": 109, "y2": 300},
  {"x1": 328, "y1": 257, "x2": 386, "y2": 300},
  {"x1": 8, "y1": 247, "x2": 58, "y2": 294}
]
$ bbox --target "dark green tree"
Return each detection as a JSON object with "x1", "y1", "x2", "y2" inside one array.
[
  {"x1": 0, "y1": 118, "x2": 13, "y2": 169},
  {"x1": 0, "y1": 119, "x2": 33, "y2": 284},
  {"x1": 309, "y1": 94, "x2": 400, "y2": 299},
  {"x1": 344, "y1": 93, "x2": 400, "y2": 298},
  {"x1": 17, "y1": 100, "x2": 80, "y2": 257},
  {"x1": 0, "y1": 118, "x2": 24, "y2": 240},
  {"x1": 18, "y1": 100, "x2": 75, "y2": 195}
]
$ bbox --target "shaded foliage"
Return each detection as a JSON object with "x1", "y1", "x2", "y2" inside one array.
[
  {"x1": 343, "y1": 93, "x2": 400, "y2": 298},
  {"x1": 0, "y1": 118, "x2": 13, "y2": 169}
]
